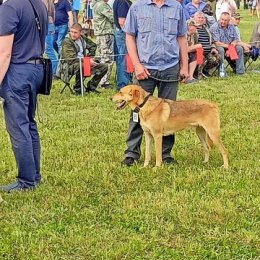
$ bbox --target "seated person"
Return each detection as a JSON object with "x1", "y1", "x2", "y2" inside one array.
[
  {"x1": 230, "y1": 13, "x2": 251, "y2": 53},
  {"x1": 210, "y1": 12, "x2": 245, "y2": 77},
  {"x1": 57, "y1": 23, "x2": 108, "y2": 94},
  {"x1": 185, "y1": 0, "x2": 206, "y2": 18},
  {"x1": 194, "y1": 11, "x2": 221, "y2": 78},
  {"x1": 187, "y1": 20, "x2": 201, "y2": 83},
  {"x1": 249, "y1": 21, "x2": 260, "y2": 48}
]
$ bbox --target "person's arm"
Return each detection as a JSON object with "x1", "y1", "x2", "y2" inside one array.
[
  {"x1": 187, "y1": 43, "x2": 203, "y2": 52},
  {"x1": 118, "y1": 17, "x2": 126, "y2": 29},
  {"x1": 61, "y1": 38, "x2": 79, "y2": 66},
  {"x1": 84, "y1": 36, "x2": 97, "y2": 56},
  {"x1": 214, "y1": 41, "x2": 229, "y2": 48},
  {"x1": 237, "y1": 41, "x2": 251, "y2": 52},
  {"x1": 125, "y1": 33, "x2": 150, "y2": 80},
  {"x1": 68, "y1": 11, "x2": 74, "y2": 27},
  {"x1": 177, "y1": 35, "x2": 189, "y2": 82},
  {"x1": 100, "y1": 5, "x2": 114, "y2": 24},
  {"x1": 0, "y1": 34, "x2": 14, "y2": 86}
]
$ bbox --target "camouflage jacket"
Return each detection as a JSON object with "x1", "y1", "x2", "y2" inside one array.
[
  {"x1": 187, "y1": 32, "x2": 199, "y2": 46},
  {"x1": 92, "y1": 0, "x2": 114, "y2": 36},
  {"x1": 57, "y1": 35, "x2": 97, "y2": 83}
]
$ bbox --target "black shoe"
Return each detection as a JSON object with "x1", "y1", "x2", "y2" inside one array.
[
  {"x1": 0, "y1": 182, "x2": 34, "y2": 193},
  {"x1": 101, "y1": 83, "x2": 114, "y2": 89},
  {"x1": 121, "y1": 157, "x2": 138, "y2": 166},
  {"x1": 86, "y1": 88, "x2": 101, "y2": 94},
  {"x1": 163, "y1": 157, "x2": 177, "y2": 165},
  {"x1": 35, "y1": 179, "x2": 42, "y2": 186},
  {"x1": 53, "y1": 75, "x2": 60, "y2": 81},
  {"x1": 74, "y1": 90, "x2": 81, "y2": 96}
]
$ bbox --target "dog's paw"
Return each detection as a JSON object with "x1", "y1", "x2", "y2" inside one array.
[
  {"x1": 143, "y1": 162, "x2": 149, "y2": 167},
  {"x1": 221, "y1": 164, "x2": 229, "y2": 170}
]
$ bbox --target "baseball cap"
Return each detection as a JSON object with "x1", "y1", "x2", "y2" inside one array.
[{"x1": 232, "y1": 13, "x2": 242, "y2": 19}]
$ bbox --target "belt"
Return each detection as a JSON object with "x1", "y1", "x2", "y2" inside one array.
[{"x1": 26, "y1": 59, "x2": 43, "y2": 65}]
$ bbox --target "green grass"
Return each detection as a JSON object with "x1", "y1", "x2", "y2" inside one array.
[{"x1": 0, "y1": 9, "x2": 259, "y2": 260}]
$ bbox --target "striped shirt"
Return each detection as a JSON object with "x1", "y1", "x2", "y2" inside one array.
[{"x1": 197, "y1": 27, "x2": 211, "y2": 55}]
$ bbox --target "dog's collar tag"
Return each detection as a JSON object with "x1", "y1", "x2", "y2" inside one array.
[{"x1": 133, "y1": 112, "x2": 139, "y2": 122}]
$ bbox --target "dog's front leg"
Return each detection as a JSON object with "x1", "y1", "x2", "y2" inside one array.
[
  {"x1": 144, "y1": 131, "x2": 153, "y2": 167},
  {"x1": 154, "y1": 134, "x2": 163, "y2": 167}
]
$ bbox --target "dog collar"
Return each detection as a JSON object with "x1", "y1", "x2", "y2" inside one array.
[{"x1": 133, "y1": 93, "x2": 152, "y2": 113}]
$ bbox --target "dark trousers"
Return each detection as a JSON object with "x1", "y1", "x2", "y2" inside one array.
[
  {"x1": 124, "y1": 64, "x2": 179, "y2": 160},
  {"x1": 0, "y1": 63, "x2": 44, "y2": 187}
]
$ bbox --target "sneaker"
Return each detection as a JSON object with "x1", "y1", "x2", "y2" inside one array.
[
  {"x1": 0, "y1": 182, "x2": 34, "y2": 193},
  {"x1": 121, "y1": 157, "x2": 138, "y2": 166},
  {"x1": 74, "y1": 90, "x2": 82, "y2": 96},
  {"x1": 35, "y1": 179, "x2": 42, "y2": 186},
  {"x1": 101, "y1": 83, "x2": 114, "y2": 89},
  {"x1": 163, "y1": 157, "x2": 177, "y2": 165},
  {"x1": 86, "y1": 88, "x2": 101, "y2": 94}
]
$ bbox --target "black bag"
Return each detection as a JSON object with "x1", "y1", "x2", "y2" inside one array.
[
  {"x1": 27, "y1": 0, "x2": 53, "y2": 95},
  {"x1": 39, "y1": 58, "x2": 53, "y2": 95}
]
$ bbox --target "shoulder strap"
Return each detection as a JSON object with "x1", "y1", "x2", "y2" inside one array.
[{"x1": 27, "y1": 0, "x2": 45, "y2": 53}]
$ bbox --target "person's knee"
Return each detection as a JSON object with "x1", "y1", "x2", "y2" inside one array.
[{"x1": 236, "y1": 45, "x2": 244, "y2": 55}]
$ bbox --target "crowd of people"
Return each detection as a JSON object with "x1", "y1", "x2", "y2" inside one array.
[{"x1": 40, "y1": 0, "x2": 260, "y2": 91}]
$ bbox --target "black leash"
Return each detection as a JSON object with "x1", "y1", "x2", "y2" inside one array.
[{"x1": 148, "y1": 74, "x2": 181, "y2": 82}]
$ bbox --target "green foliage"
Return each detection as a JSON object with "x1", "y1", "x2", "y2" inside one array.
[{"x1": 0, "y1": 9, "x2": 259, "y2": 260}]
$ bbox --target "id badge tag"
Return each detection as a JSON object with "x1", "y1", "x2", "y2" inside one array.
[{"x1": 133, "y1": 112, "x2": 139, "y2": 122}]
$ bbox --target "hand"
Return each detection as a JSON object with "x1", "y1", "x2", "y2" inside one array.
[
  {"x1": 135, "y1": 63, "x2": 150, "y2": 80},
  {"x1": 243, "y1": 46, "x2": 251, "y2": 53},
  {"x1": 179, "y1": 67, "x2": 189, "y2": 83},
  {"x1": 90, "y1": 58, "x2": 98, "y2": 67},
  {"x1": 225, "y1": 50, "x2": 230, "y2": 57},
  {"x1": 211, "y1": 48, "x2": 218, "y2": 55}
]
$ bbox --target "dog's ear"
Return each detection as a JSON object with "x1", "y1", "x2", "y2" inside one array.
[{"x1": 133, "y1": 89, "x2": 140, "y2": 102}]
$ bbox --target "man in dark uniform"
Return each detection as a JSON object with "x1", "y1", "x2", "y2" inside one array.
[
  {"x1": 113, "y1": 0, "x2": 132, "y2": 91},
  {"x1": 0, "y1": 0, "x2": 48, "y2": 192}
]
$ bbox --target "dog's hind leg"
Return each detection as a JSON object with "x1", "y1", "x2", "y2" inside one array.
[
  {"x1": 204, "y1": 126, "x2": 229, "y2": 169},
  {"x1": 153, "y1": 133, "x2": 163, "y2": 167},
  {"x1": 196, "y1": 126, "x2": 212, "y2": 163},
  {"x1": 144, "y1": 131, "x2": 153, "y2": 167}
]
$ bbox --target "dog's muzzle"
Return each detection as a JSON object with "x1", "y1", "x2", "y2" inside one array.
[{"x1": 116, "y1": 100, "x2": 127, "y2": 110}]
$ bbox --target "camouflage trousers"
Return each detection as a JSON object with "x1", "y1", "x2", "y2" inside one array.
[
  {"x1": 96, "y1": 34, "x2": 114, "y2": 85},
  {"x1": 74, "y1": 62, "x2": 108, "y2": 90},
  {"x1": 197, "y1": 52, "x2": 221, "y2": 79}
]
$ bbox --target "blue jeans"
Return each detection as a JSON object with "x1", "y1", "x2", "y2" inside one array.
[
  {"x1": 114, "y1": 29, "x2": 131, "y2": 91},
  {"x1": 45, "y1": 23, "x2": 58, "y2": 74},
  {"x1": 53, "y1": 24, "x2": 68, "y2": 58},
  {"x1": 0, "y1": 63, "x2": 44, "y2": 188},
  {"x1": 217, "y1": 46, "x2": 245, "y2": 74},
  {"x1": 124, "y1": 64, "x2": 179, "y2": 160}
]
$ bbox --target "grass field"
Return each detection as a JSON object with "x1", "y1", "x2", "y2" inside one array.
[{"x1": 0, "y1": 9, "x2": 259, "y2": 260}]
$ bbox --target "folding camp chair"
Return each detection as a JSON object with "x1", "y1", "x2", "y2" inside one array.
[{"x1": 60, "y1": 75, "x2": 74, "y2": 94}]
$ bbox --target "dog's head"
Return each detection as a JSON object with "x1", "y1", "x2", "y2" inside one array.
[{"x1": 112, "y1": 85, "x2": 149, "y2": 110}]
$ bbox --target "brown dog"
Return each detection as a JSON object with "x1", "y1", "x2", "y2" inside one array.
[{"x1": 113, "y1": 85, "x2": 229, "y2": 169}]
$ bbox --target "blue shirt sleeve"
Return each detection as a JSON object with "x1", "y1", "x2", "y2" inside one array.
[
  {"x1": 117, "y1": 1, "x2": 130, "y2": 18},
  {"x1": 123, "y1": 5, "x2": 137, "y2": 37},
  {"x1": 65, "y1": 0, "x2": 72, "y2": 12},
  {"x1": 210, "y1": 24, "x2": 220, "y2": 42},
  {"x1": 177, "y1": 5, "x2": 187, "y2": 37},
  {"x1": 0, "y1": 5, "x2": 18, "y2": 35}
]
